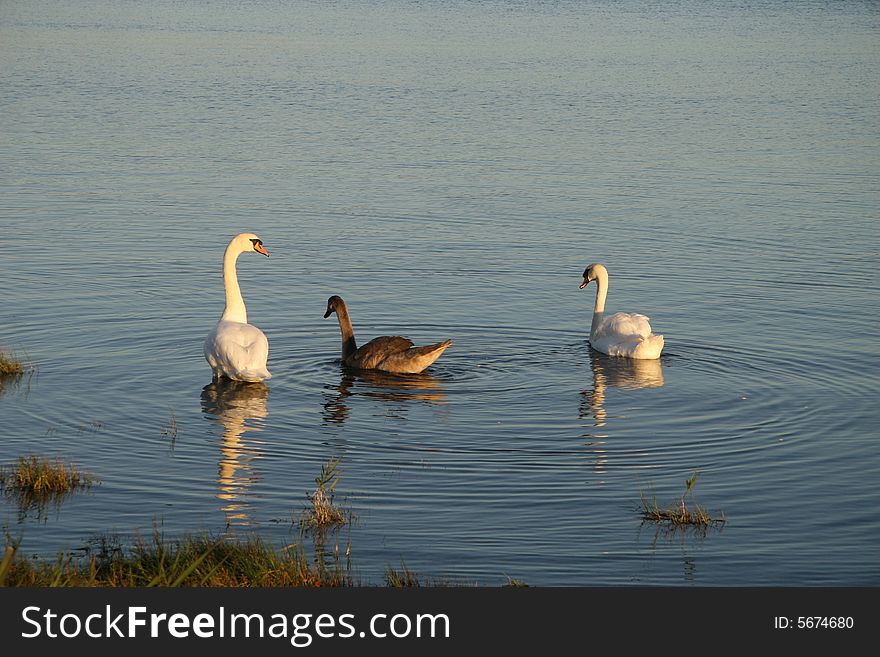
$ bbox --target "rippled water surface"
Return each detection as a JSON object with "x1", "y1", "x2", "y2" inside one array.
[{"x1": 1, "y1": 0, "x2": 878, "y2": 585}]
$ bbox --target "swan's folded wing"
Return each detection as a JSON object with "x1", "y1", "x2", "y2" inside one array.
[
  {"x1": 213, "y1": 321, "x2": 269, "y2": 351},
  {"x1": 377, "y1": 340, "x2": 454, "y2": 374},
  {"x1": 205, "y1": 321, "x2": 270, "y2": 380},
  {"x1": 350, "y1": 336, "x2": 414, "y2": 369},
  {"x1": 598, "y1": 312, "x2": 654, "y2": 340}
]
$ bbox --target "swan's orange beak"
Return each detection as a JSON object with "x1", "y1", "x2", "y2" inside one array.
[
  {"x1": 254, "y1": 243, "x2": 269, "y2": 257},
  {"x1": 579, "y1": 278, "x2": 591, "y2": 289}
]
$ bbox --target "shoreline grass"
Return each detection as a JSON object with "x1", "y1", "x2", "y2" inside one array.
[
  {"x1": 386, "y1": 562, "x2": 422, "y2": 587},
  {"x1": 385, "y1": 562, "x2": 475, "y2": 588},
  {"x1": 0, "y1": 534, "x2": 504, "y2": 587},
  {"x1": 0, "y1": 532, "x2": 352, "y2": 587}
]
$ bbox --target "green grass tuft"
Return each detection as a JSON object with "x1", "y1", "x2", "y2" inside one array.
[
  {"x1": 0, "y1": 349, "x2": 34, "y2": 399},
  {"x1": 301, "y1": 458, "x2": 349, "y2": 530},
  {"x1": 0, "y1": 349, "x2": 27, "y2": 377},
  {"x1": 386, "y1": 562, "x2": 422, "y2": 587},
  {"x1": 0, "y1": 455, "x2": 95, "y2": 496},
  {"x1": 0, "y1": 532, "x2": 353, "y2": 587},
  {"x1": 0, "y1": 455, "x2": 97, "y2": 518},
  {"x1": 385, "y1": 561, "x2": 471, "y2": 588},
  {"x1": 502, "y1": 575, "x2": 529, "y2": 587},
  {"x1": 639, "y1": 469, "x2": 725, "y2": 528}
]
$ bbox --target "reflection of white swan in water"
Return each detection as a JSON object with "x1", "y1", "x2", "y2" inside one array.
[
  {"x1": 581, "y1": 349, "x2": 664, "y2": 425},
  {"x1": 323, "y1": 368, "x2": 447, "y2": 425},
  {"x1": 200, "y1": 379, "x2": 269, "y2": 526},
  {"x1": 581, "y1": 350, "x2": 664, "y2": 477}
]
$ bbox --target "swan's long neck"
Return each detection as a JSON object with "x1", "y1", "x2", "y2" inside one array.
[
  {"x1": 591, "y1": 267, "x2": 608, "y2": 337},
  {"x1": 334, "y1": 303, "x2": 358, "y2": 360},
  {"x1": 221, "y1": 243, "x2": 248, "y2": 323}
]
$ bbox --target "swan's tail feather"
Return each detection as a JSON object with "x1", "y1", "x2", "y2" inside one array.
[
  {"x1": 410, "y1": 339, "x2": 454, "y2": 357},
  {"x1": 632, "y1": 334, "x2": 664, "y2": 360},
  {"x1": 235, "y1": 368, "x2": 272, "y2": 382}
]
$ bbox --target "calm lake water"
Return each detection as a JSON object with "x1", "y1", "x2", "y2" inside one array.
[{"x1": 1, "y1": 0, "x2": 878, "y2": 585}]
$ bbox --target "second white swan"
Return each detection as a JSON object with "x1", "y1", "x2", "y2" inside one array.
[
  {"x1": 204, "y1": 233, "x2": 272, "y2": 381},
  {"x1": 579, "y1": 263, "x2": 664, "y2": 360}
]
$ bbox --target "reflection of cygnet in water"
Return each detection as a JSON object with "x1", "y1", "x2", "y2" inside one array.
[
  {"x1": 200, "y1": 380, "x2": 269, "y2": 526},
  {"x1": 581, "y1": 350, "x2": 664, "y2": 426},
  {"x1": 322, "y1": 368, "x2": 447, "y2": 426}
]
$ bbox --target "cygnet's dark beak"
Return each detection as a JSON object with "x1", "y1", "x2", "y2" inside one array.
[{"x1": 323, "y1": 307, "x2": 333, "y2": 319}]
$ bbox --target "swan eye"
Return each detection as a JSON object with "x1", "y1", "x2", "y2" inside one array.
[{"x1": 250, "y1": 238, "x2": 262, "y2": 247}]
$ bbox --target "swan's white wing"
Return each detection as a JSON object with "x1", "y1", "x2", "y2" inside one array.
[
  {"x1": 591, "y1": 311, "x2": 663, "y2": 359},
  {"x1": 205, "y1": 320, "x2": 271, "y2": 381},
  {"x1": 594, "y1": 312, "x2": 654, "y2": 340}
]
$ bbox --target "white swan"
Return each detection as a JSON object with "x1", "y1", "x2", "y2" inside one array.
[
  {"x1": 579, "y1": 263, "x2": 664, "y2": 360},
  {"x1": 204, "y1": 233, "x2": 272, "y2": 381}
]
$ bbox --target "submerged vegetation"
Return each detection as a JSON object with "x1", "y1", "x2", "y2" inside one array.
[
  {"x1": 0, "y1": 532, "x2": 351, "y2": 587},
  {"x1": 639, "y1": 470, "x2": 725, "y2": 529},
  {"x1": 162, "y1": 409, "x2": 178, "y2": 449}
]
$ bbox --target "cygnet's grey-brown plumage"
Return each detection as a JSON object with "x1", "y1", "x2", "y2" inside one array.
[{"x1": 323, "y1": 295, "x2": 452, "y2": 374}]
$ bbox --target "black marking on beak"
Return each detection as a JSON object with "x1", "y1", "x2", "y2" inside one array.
[{"x1": 250, "y1": 238, "x2": 269, "y2": 257}]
